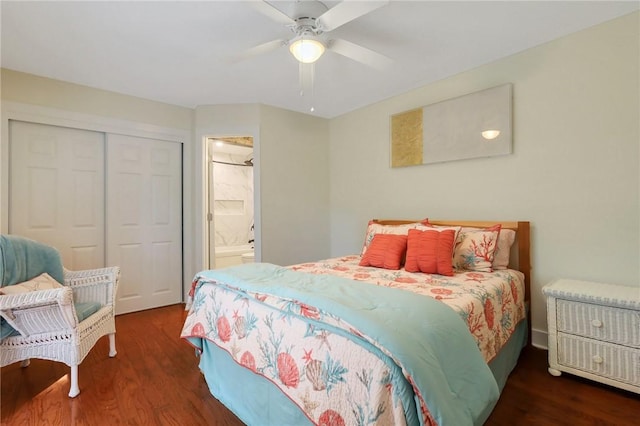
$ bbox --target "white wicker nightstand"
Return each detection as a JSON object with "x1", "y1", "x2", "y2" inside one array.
[{"x1": 543, "y1": 279, "x2": 639, "y2": 394}]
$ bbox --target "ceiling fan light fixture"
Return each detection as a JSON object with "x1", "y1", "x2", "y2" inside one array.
[{"x1": 289, "y1": 35, "x2": 325, "y2": 64}]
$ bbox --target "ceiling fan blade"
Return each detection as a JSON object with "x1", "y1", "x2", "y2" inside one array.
[
  {"x1": 328, "y1": 38, "x2": 393, "y2": 70},
  {"x1": 230, "y1": 39, "x2": 286, "y2": 63},
  {"x1": 317, "y1": 0, "x2": 389, "y2": 32},
  {"x1": 249, "y1": 1, "x2": 295, "y2": 25}
]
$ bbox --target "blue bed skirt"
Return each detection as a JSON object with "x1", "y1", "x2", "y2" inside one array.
[
  {"x1": 196, "y1": 318, "x2": 528, "y2": 426},
  {"x1": 489, "y1": 318, "x2": 528, "y2": 392}
]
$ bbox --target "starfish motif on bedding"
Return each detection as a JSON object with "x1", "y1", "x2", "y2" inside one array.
[
  {"x1": 316, "y1": 330, "x2": 332, "y2": 350},
  {"x1": 230, "y1": 342, "x2": 240, "y2": 359},
  {"x1": 301, "y1": 388, "x2": 320, "y2": 413},
  {"x1": 303, "y1": 348, "x2": 313, "y2": 363}
]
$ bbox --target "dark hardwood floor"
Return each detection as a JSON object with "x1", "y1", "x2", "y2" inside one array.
[{"x1": 2, "y1": 304, "x2": 638, "y2": 425}]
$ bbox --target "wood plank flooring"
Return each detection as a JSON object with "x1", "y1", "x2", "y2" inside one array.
[{"x1": 2, "y1": 304, "x2": 638, "y2": 425}]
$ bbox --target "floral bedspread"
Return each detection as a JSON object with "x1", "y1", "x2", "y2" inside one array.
[
  {"x1": 181, "y1": 259, "x2": 524, "y2": 426},
  {"x1": 290, "y1": 256, "x2": 526, "y2": 363}
]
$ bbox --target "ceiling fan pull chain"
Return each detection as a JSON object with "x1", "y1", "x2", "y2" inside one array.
[
  {"x1": 299, "y1": 62, "x2": 316, "y2": 112},
  {"x1": 299, "y1": 62, "x2": 305, "y2": 97},
  {"x1": 309, "y1": 63, "x2": 316, "y2": 112}
]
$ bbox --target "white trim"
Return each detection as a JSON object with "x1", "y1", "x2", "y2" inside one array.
[
  {"x1": 193, "y1": 125, "x2": 261, "y2": 293},
  {"x1": 1, "y1": 101, "x2": 188, "y2": 141},
  {"x1": 1, "y1": 101, "x2": 194, "y2": 302},
  {"x1": 531, "y1": 328, "x2": 548, "y2": 350}
]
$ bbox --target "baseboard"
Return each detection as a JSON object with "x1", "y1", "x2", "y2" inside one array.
[{"x1": 531, "y1": 328, "x2": 548, "y2": 349}]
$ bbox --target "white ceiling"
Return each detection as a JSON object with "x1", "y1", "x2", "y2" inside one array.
[{"x1": 1, "y1": 1, "x2": 638, "y2": 119}]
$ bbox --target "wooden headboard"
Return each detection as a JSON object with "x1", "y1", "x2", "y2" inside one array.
[{"x1": 374, "y1": 219, "x2": 532, "y2": 308}]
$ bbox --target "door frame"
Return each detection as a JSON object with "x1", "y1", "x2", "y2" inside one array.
[
  {"x1": 205, "y1": 136, "x2": 256, "y2": 270},
  {"x1": 1, "y1": 101, "x2": 193, "y2": 301}
]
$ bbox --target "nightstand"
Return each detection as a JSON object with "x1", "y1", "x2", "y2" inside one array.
[{"x1": 543, "y1": 279, "x2": 639, "y2": 394}]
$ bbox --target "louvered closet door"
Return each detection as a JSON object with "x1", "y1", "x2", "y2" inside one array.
[
  {"x1": 107, "y1": 134, "x2": 182, "y2": 314},
  {"x1": 9, "y1": 120, "x2": 105, "y2": 270}
]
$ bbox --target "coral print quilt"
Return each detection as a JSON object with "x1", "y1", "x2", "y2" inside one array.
[
  {"x1": 290, "y1": 255, "x2": 526, "y2": 363},
  {"x1": 181, "y1": 261, "x2": 523, "y2": 426}
]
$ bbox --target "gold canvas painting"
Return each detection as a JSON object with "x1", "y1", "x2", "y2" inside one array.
[
  {"x1": 391, "y1": 108, "x2": 423, "y2": 167},
  {"x1": 390, "y1": 84, "x2": 512, "y2": 167}
]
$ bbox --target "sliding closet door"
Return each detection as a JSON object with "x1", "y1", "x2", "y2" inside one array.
[
  {"x1": 107, "y1": 134, "x2": 182, "y2": 314},
  {"x1": 9, "y1": 120, "x2": 105, "y2": 270},
  {"x1": 9, "y1": 121, "x2": 183, "y2": 314}
]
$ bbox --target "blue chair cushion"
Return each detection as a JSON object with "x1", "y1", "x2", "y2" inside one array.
[
  {"x1": 0, "y1": 321, "x2": 19, "y2": 340},
  {"x1": 74, "y1": 301, "x2": 102, "y2": 322}
]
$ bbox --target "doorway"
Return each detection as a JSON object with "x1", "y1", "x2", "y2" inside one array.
[{"x1": 206, "y1": 136, "x2": 255, "y2": 269}]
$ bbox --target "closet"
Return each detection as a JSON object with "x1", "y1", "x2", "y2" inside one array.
[{"x1": 8, "y1": 120, "x2": 182, "y2": 314}]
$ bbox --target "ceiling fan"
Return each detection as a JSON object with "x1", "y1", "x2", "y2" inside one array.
[{"x1": 234, "y1": 0, "x2": 393, "y2": 70}]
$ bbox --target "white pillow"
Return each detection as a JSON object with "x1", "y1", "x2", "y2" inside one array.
[
  {"x1": 0, "y1": 273, "x2": 63, "y2": 295},
  {"x1": 361, "y1": 220, "x2": 429, "y2": 255},
  {"x1": 492, "y1": 229, "x2": 516, "y2": 270}
]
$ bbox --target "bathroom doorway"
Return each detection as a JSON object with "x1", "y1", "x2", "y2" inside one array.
[{"x1": 206, "y1": 136, "x2": 255, "y2": 269}]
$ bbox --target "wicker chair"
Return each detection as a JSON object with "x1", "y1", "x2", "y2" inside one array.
[{"x1": 0, "y1": 236, "x2": 119, "y2": 397}]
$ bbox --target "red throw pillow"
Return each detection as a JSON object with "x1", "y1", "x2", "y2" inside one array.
[
  {"x1": 359, "y1": 234, "x2": 408, "y2": 270},
  {"x1": 405, "y1": 229, "x2": 456, "y2": 276}
]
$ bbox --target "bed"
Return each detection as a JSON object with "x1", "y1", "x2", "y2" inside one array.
[{"x1": 181, "y1": 219, "x2": 531, "y2": 426}]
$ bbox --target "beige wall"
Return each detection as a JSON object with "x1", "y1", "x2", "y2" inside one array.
[
  {"x1": 328, "y1": 12, "x2": 640, "y2": 346},
  {"x1": 192, "y1": 104, "x2": 330, "y2": 274},
  {"x1": 259, "y1": 104, "x2": 330, "y2": 265},
  {"x1": 1, "y1": 69, "x2": 192, "y2": 130}
]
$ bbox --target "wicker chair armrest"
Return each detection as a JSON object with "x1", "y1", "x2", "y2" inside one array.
[
  {"x1": 0, "y1": 286, "x2": 73, "y2": 310},
  {"x1": 0, "y1": 286, "x2": 77, "y2": 336},
  {"x1": 64, "y1": 266, "x2": 120, "y2": 306}
]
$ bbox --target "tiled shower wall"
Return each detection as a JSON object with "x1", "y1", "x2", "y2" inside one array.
[{"x1": 212, "y1": 151, "x2": 254, "y2": 247}]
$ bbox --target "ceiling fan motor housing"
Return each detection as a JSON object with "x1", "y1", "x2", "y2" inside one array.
[{"x1": 291, "y1": 16, "x2": 323, "y2": 38}]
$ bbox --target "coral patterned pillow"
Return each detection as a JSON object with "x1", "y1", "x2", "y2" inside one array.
[
  {"x1": 359, "y1": 234, "x2": 408, "y2": 270},
  {"x1": 455, "y1": 226, "x2": 515, "y2": 270},
  {"x1": 405, "y1": 229, "x2": 456, "y2": 276},
  {"x1": 453, "y1": 225, "x2": 501, "y2": 272}
]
